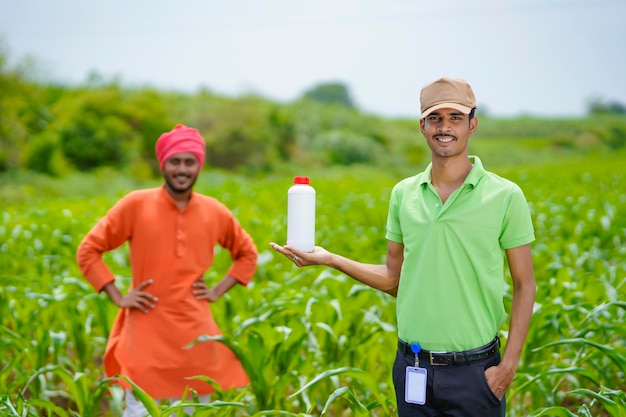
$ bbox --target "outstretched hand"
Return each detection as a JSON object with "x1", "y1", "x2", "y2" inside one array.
[
  {"x1": 117, "y1": 279, "x2": 157, "y2": 313},
  {"x1": 269, "y1": 242, "x2": 331, "y2": 267}
]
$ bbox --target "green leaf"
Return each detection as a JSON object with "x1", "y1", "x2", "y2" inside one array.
[
  {"x1": 121, "y1": 376, "x2": 161, "y2": 416},
  {"x1": 290, "y1": 367, "x2": 371, "y2": 398},
  {"x1": 535, "y1": 338, "x2": 626, "y2": 374},
  {"x1": 527, "y1": 406, "x2": 579, "y2": 416},
  {"x1": 320, "y1": 386, "x2": 369, "y2": 416}
]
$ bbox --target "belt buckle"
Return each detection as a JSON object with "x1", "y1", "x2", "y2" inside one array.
[{"x1": 429, "y1": 351, "x2": 446, "y2": 365}]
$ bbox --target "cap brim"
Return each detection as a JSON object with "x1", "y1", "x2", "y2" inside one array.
[{"x1": 421, "y1": 103, "x2": 472, "y2": 118}]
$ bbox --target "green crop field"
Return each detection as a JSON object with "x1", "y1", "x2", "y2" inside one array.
[{"x1": 1, "y1": 150, "x2": 625, "y2": 416}]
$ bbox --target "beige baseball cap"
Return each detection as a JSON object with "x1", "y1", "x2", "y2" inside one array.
[{"x1": 420, "y1": 77, "x2": 476, "y2": 118}]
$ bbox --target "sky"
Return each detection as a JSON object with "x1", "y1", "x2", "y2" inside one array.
[{"x1": 1, "y1": 0, "x2": 625, "y2": 119}]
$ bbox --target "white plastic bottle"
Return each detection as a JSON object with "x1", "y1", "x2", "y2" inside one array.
[{"x1": 287, "y1": 176, "x2": 316, "y2": 252}]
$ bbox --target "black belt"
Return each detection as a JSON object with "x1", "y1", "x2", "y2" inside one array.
[{"x1": 398, "y1": 336, "x2": 500, "y2": 366}]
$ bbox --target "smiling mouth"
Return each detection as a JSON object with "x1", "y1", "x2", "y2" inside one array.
[{"x1": 435, "y1": 135, "x2": 456, "y2": 143}]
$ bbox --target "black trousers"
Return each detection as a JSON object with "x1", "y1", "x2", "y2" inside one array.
[{"x1": 392, "y1": 348, "x2": 506, "y2": 417}]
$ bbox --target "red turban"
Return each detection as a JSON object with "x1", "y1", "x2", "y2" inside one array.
[{"x1": 155, "y1": 124, "x2": 206, "y2": 171}]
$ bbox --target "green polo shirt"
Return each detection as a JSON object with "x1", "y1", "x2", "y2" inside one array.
[{"x1": 386, "y1": 156, "x2": 534, "y2": 352}]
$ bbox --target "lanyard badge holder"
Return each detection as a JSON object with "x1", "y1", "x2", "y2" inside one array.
[{"x1": 405, "y1": 342, "x2": 427, "y2": 405}]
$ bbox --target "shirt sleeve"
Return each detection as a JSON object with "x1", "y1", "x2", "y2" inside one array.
[
  {"x1": 76, "y1": 195, "x2": 134, "y2": 292},
  {"x1": 219, "y1": 212, "x2": 258, "y2": 285},
  {"x1": 385, "y1": 182, "x2": 404, "y2": 243},
  {"x1": 499, "y1": 185, "x2": 535, "y2": 249}
]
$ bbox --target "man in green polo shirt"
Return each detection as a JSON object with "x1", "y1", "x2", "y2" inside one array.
[{"x1": 270, "y1": 77, "x2": 536, "y2": 417}]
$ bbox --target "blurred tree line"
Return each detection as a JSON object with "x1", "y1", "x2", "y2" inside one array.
[
  {"x1": 1, "y1": 44, "x2": 625, "y2": 178},
  {"x1": 0, "y1": 44, "x2": 423, "y2": 177}
]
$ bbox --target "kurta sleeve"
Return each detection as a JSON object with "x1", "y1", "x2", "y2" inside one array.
[
  {"x1": 76, "y1": 195, "x2": 135, "y2": 292},
  {"x1": 219, "y1": 214, "x2": 258, "y2": 285}
]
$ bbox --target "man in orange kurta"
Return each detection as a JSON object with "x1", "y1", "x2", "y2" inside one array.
[{"x1": 76, "y1": 124, "x2": 257, "y2": 408}]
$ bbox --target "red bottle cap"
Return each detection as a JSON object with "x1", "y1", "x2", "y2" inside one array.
[{"x1": 293, "y1": 176, "x2": 310, "y2": 184}]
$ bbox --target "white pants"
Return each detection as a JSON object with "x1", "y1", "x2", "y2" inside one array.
[{"x1": 123, "y1": 390, "x2": 211, "y2": 417}]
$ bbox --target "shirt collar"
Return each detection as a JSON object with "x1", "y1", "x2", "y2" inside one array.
[
  {"x1": 418, "y1": 155, "x2": 486, "y2": 187},
  {"x1": 159, "y1": 185, "x2": 195, "y2": 209},
  {"x1": 465, "y1": 155, "x2": 486, "y2": 187}
]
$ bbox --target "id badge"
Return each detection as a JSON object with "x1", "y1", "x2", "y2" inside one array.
[{"x1": 405, "y1": 366, "x2": 427, "y2": 405}]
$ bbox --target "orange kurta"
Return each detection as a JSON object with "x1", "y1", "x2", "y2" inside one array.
[{"x1": 76, "y1": 186, "x2": 257, "y2": 398}]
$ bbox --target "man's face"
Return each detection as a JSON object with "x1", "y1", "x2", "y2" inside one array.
[
  {"x1": 420, "y1": 108, "x2": 477, "y2": 158},
  {"x1": 163, "y1": 152, "x2": 199, "y2": 194}
]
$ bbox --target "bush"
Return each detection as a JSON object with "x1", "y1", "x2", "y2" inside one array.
[
  {"x1": 22, "y1": 132, "x2": 66, "y2": 176},
  {"x1": 201, "y1": 95, "x2": 279, "y2": 172},
  {"x1": 312, "y1": 129, "x2": 384, "y2": 165},
  {"x1": 123, "y1": 89, "x2": 175, "y2": 175},
  {"x1": 60, "y1": 113, "x2": 131, "y2": 171},
  {"x1": 598, "y1": 123, "x2": 626, "y2": 149}
]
